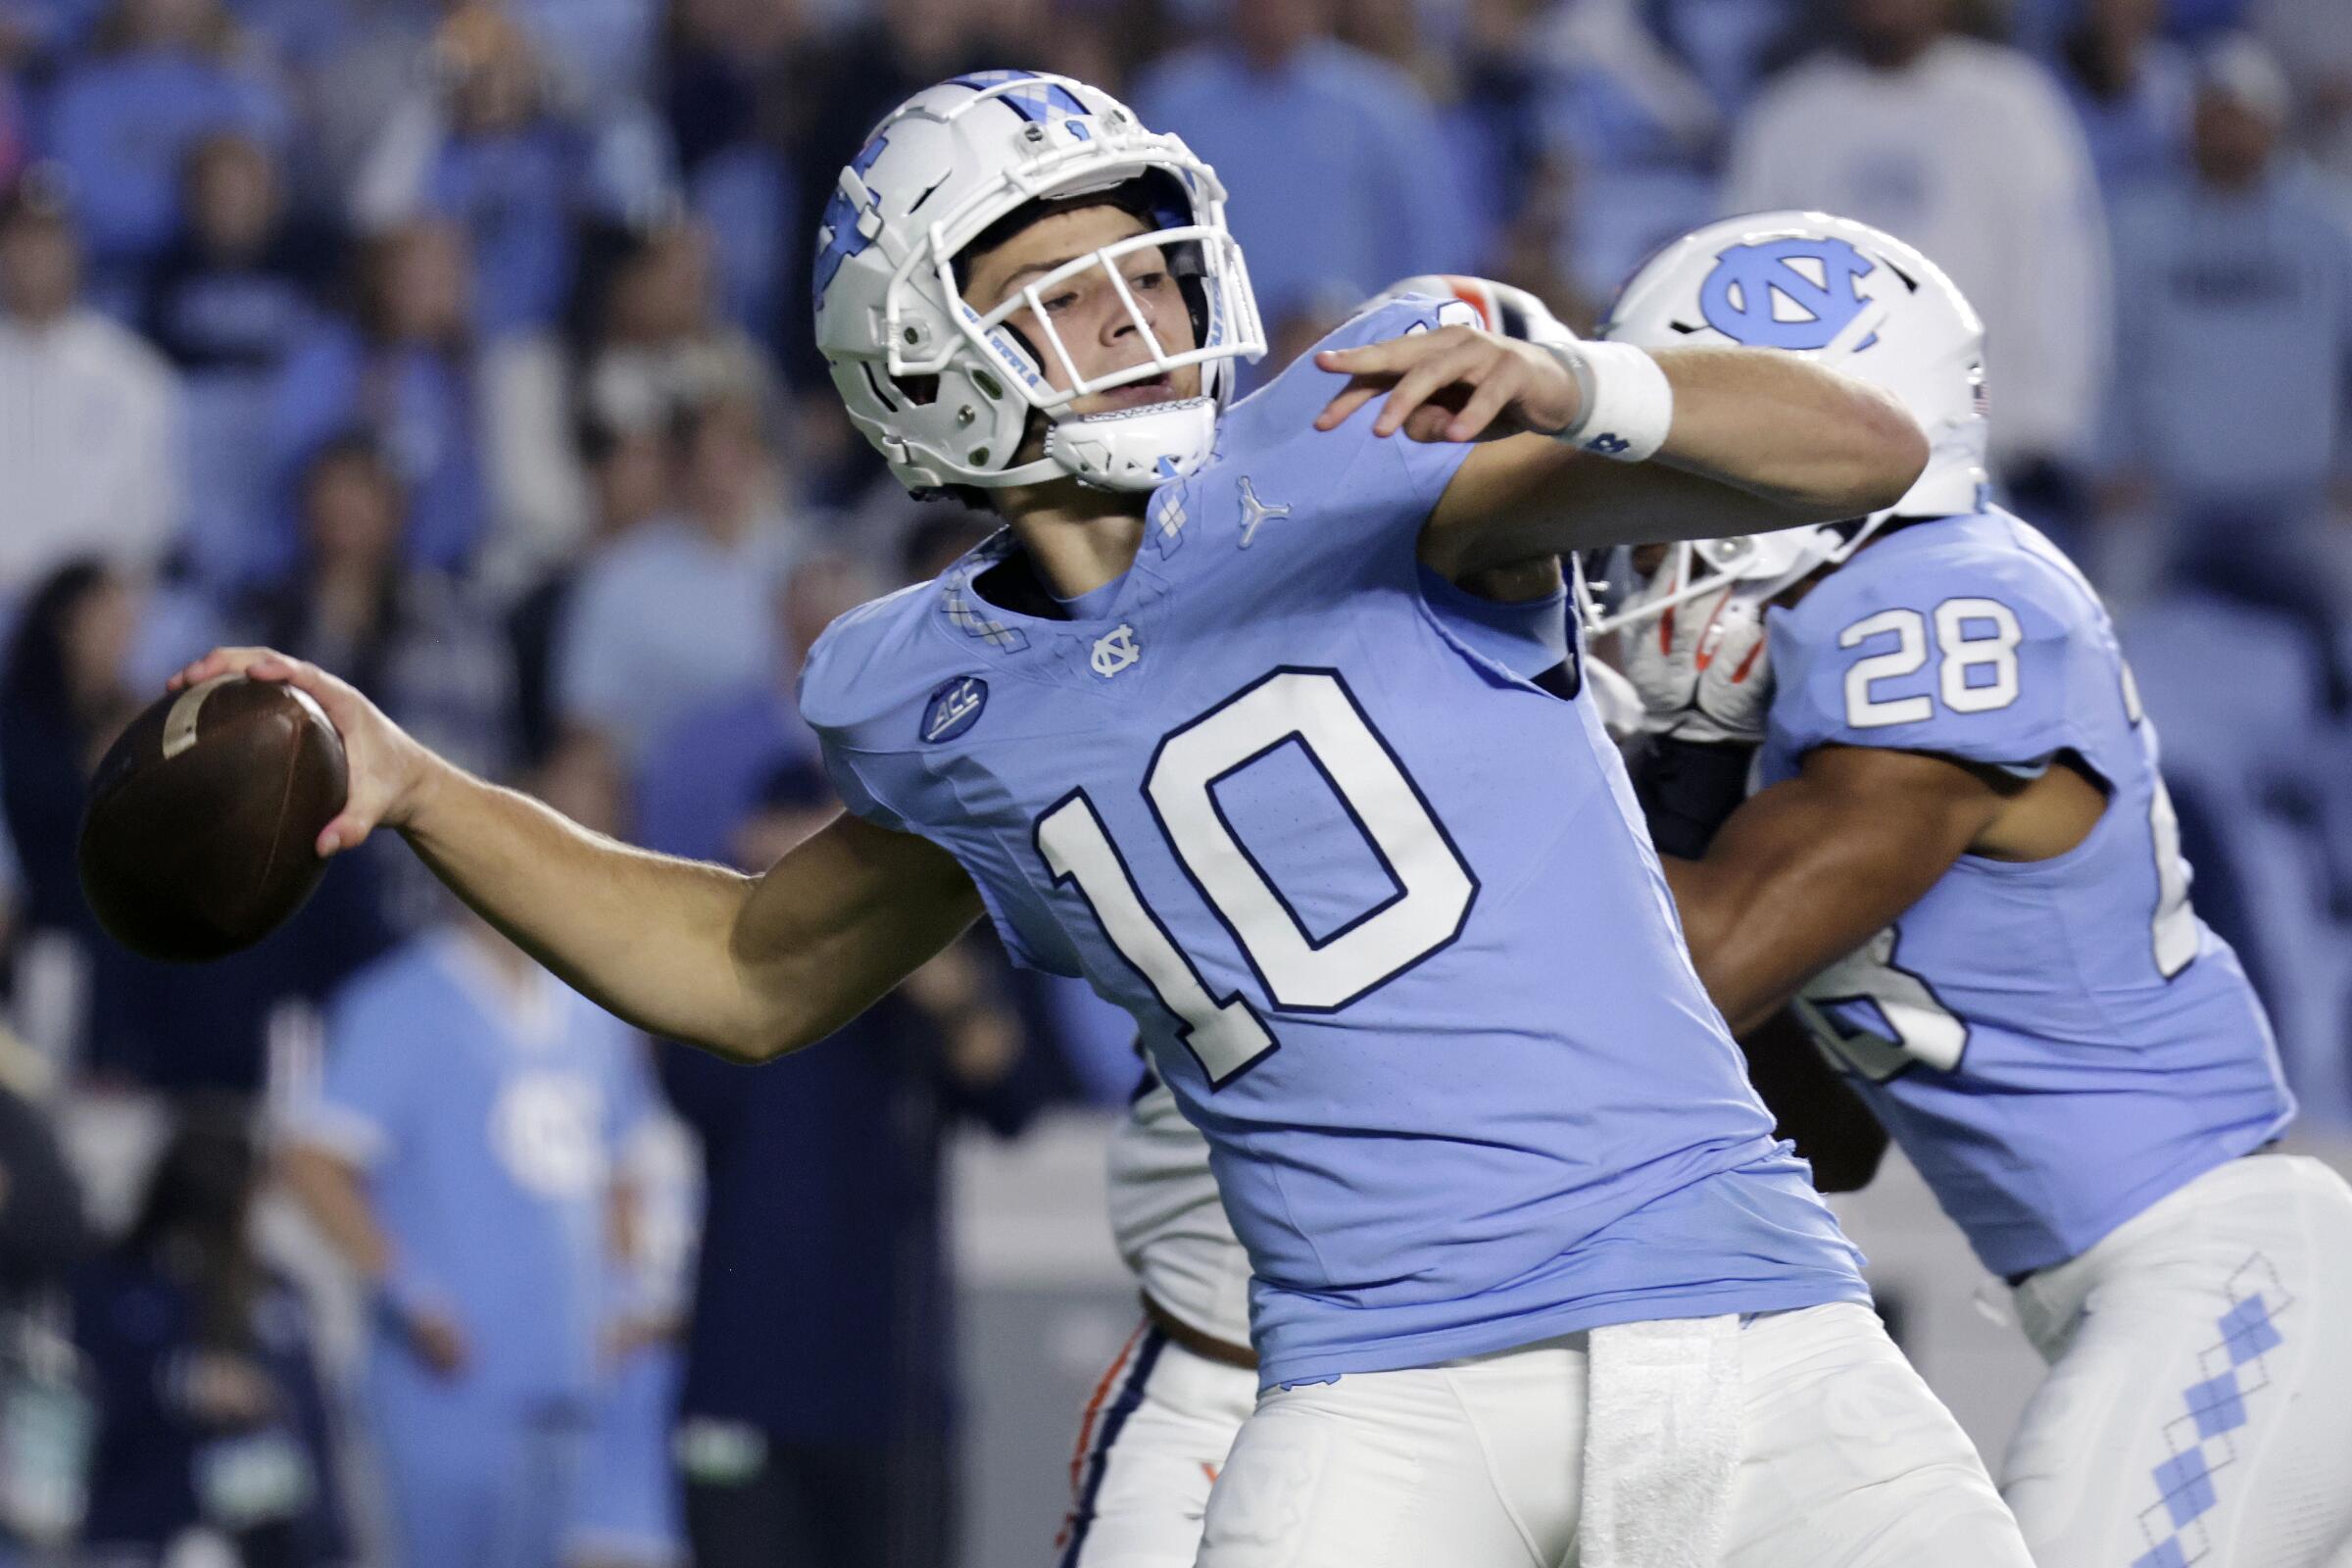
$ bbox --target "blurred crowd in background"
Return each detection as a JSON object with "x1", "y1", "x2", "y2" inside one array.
[{"x1": 0, "y1": 0, "x2": 2341, "y2": 1562}]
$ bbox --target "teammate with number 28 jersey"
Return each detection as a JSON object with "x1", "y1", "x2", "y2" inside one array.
[
  {"x1": 1759, "y1": 509, "x2": 2292, "y2": 1276},
  {"x1": 1602, "y1": 212, "x2": 2352, "y2": 1568}
]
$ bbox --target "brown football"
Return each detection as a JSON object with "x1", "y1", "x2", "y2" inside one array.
[{"x1": 76, "y1": 676, "x2": 349, "y2": 963}]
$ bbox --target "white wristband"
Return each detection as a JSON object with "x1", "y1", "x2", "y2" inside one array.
[{"x1": 1545, "y1": 340, "x2": 1673, "y2": 463}]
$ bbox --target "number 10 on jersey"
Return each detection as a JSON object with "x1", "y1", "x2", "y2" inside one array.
[{"x1": 1034, "y1": 668, "x2": 1478, "y2": 1086}]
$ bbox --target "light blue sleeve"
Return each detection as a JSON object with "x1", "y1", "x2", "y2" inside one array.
[
  {"x1": 797, "y1": 612, "x2": 917, "y2": 836},
  {"x1": 1768, "y1": 542, "x2": 2084, "y2": 774},
  {"x1": 303, "y1": 968, "x2": 427, "y2": 1169}
]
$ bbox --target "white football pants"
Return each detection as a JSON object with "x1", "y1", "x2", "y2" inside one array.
[
  {"x1": 1164, "y1": 1299, "x2": 2028, "y2": 1567},
  {"x1": 2002, "y1": 1153, "x2": 2352, "y2": 1568},
  {"x1": 1058, "y1": 1324, "x2": 1257, "y2": 1568}
]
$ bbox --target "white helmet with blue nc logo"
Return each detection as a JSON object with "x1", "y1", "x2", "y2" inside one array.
[
  {"x1": 1581, "y1": 211, "x2": 1986, "y2": 634},
  {"x1": 811, "y1": 71, "x2": 1266, "y2": 498}
]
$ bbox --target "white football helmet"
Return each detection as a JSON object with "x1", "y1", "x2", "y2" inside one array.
[
  {"x1": 1578, "y1": 210, "x2": 1987, "y2": 636},
  {"x1": 811, "y1": 71, "x2": 1266, "y2": 497}
]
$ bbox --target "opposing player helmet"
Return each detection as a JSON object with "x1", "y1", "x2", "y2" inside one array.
[
  {"x1": 1579, "y1": 211, "x2": 1986, "y2": 635},
  {"x1": 811, "y1": 71, "x2": 1266, "y2": 497}
]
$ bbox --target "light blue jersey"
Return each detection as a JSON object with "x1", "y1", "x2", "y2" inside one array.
[
  {"x1": 300, "y1": 928, "x2": 654, "y2": 1407},
  {"x1": 801, "y1": 297, "x2": 1865, "y2": 1386},
  {"x1": 1758, "y1": 510, "x2": 2296, "y2": 1279}
]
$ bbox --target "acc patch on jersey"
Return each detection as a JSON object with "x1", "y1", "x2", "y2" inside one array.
[{"x1": 920, "y1": 675, "x2": 988, "y2": 744}]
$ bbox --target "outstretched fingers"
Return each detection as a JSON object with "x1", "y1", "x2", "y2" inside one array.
[
  {"x1": 1312, "y1": 333, "x2": 1443, "y2": 430},
  {"x1": 1311, "y1": 328, "x2": 1515, "y2": 442},
  {"x1": 1443, "y1": 366, "x2": 1523, "y2": 444}
]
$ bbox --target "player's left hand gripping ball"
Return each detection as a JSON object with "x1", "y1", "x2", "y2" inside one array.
[
  {"x1": 78, "y1": 649, "x2": 436, "y2": 962},
  {"x1": 78, "y1": 672, "x2": 349, "y2": 962},
  {"x1": 1312, "y1": 322, "x2": 1582, "y2": 445},
  {"x1": 166, "y1": 648, "x2": 433, "y2": 858}
]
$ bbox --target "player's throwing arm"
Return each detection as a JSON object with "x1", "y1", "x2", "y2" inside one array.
[
  {"x1": 161, "y1": 646, "x2": 983, "y2": 1063},
  {"x1": 1308, "y1": 320, "x2": 1929, "y2": 577}
]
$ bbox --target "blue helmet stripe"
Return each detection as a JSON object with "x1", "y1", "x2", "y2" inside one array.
[{"x1": 811, "y1": 131, "x2": 891, "y2": 308}]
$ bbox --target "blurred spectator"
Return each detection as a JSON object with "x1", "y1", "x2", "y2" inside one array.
[
  {"x1": 0, "y1": 1023, "x2": 91, "y2": 1552},
  {"x1": 0, "y1": 180, "x2": 181, "y2": 595},
  {"x1": 553, "y1": 393, "x2": 799, "y2": 765},
  {"x1": 1132, "y1": 0, "x2": 1473, "y2": 335},
  {"x1": 583, "y1": 220, "x2": 771, "y2": 441},
  {"x1": 632, "y1": 546, "x2": 871, "y2": 857},
  {"x1": 657, "y1": 759, "x2": 1047, "y2": 1568},
  {"x1": 0, "y1": 1032, "x2": 84, "y2": 1304},
  {"x1": 514, "y1": 710, "x2": 690, "y2": 1568},
  {"x1": 75, "y1": 1099, "x2": 347, "y2": 1568},
  {"x1": 2057, "y1": 0, "x2": 2196, "y2": 199},
  {"x1": 141, "y1": 133, "x2": 332, "y2": 588},
  {"x1": 561, "y1": 1108, "x2": 694, "y2": 1568},
  {"x1": 237, "y1": 435, "x2": 514, "y2": 786},
  {"x1": 2254, "y1": 0, "x2": 2352, "y2": 178},
  {"x1": 551, "y1": 220, "x2": 769, "y2": 553},
  {"x1": 1447, "y1": 0, "x2": 1552, "y2": 241},
  {"x1": 1523, "y1": 0, "x2": 1739, "y2": 306},
  {"x1": 141, "y1": 134, "x2": 327, "y2": 379},
  {"x1": 0, "y1": 561, "x2": 139, "y2": 942},
  {"x1": 510, "y1": 416, "x2": 673, "y2": 769},
  {"x1": 351, "y1": 4, "x2": 674, "y2": 341},
  {"x1": 42, "y1": 0, "x2": 290, "y2": 280},
  {"x1": 0, "y1": 76, "x2": 28, "y2": 197},
  {"x1": 1726, "y1": 0, "x2": 2111, "y2": 534},
  {"x1": 507, "y1": 0, "x2": 663, "y2": 105},
  {"x1": 1638, "y1": 0, "x2": 1805, "y2": 122},
  {"x1": 263, "y1": 219, "x2": 483, "y2": 583},
  {"x1": 2104, "y1": 33, "x2": 2352, "y2": 713},
  {"x1": 278, "y1": 900, "x2": 661, "y2": 1568},
  {"x1": 659, "y1": 0, "x2": 799, "y2": 340}
]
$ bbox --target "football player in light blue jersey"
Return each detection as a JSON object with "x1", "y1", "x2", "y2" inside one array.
[
  {"x1": 1062, "y1": 276, "x2": 1614, "y2": 1568},
  {"x1": 1592, "y1": 212, "x2": 2352, "y2": 1568},
  {"x1": 169, "y1": 76, "x2": 2034, "y2": 1566}
]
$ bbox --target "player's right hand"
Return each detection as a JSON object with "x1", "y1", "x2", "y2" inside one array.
[
  {"x1": 167, "y1": 647, "x2": 433, "y2": 858},
  {"x1": 1312, "y1": 323, "x2": 1582, "y2": 444}
]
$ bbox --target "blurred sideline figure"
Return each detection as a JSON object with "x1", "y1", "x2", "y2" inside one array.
[
  {"x1": 275, "y1": 823, "x2": 663, "y2": 1568},
  {"x1": 659, "y1": 757, "x2": 1048, "y2": 1568},
  {"x1": 76, "y1": 1099, "x2": 346, "y2": 1568},
  {"x1": 2103, "y1": 35, "x2": 2352, "y2": 717},
  {"x1": 1727, "y1": 0, "x2": 2110, "y2": 543}
]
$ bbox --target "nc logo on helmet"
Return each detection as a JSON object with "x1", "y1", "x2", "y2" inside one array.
[{"x1": 1697, "y1": 237, "x2": 1876, "y2": 352}]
